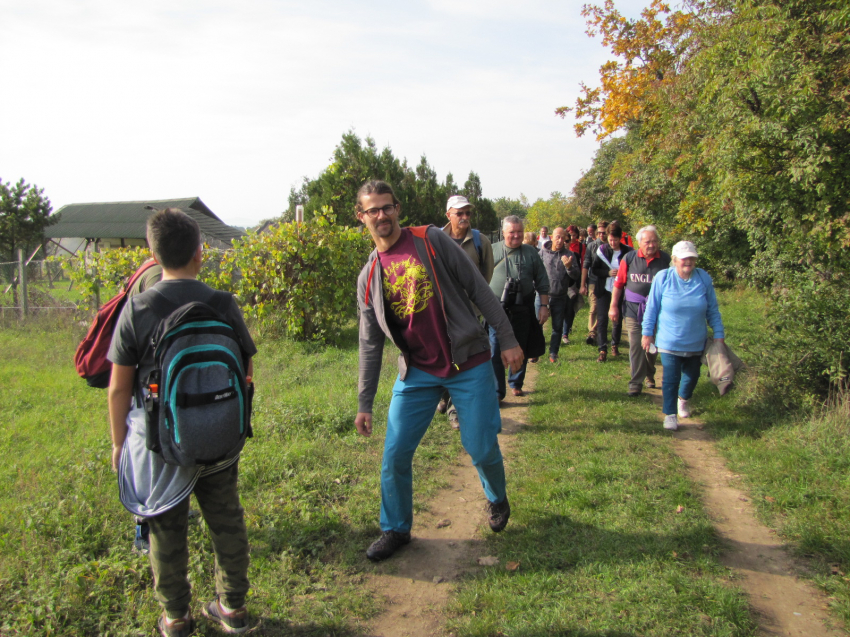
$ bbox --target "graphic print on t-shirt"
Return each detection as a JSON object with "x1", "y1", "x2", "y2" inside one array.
[{"x1": 382, "y1": 257, "x2": 434, "y2": 319}]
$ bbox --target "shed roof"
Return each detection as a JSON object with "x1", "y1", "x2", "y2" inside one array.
[{"x1": 45, "y1": 197, "x2": 244, "y2": 242}]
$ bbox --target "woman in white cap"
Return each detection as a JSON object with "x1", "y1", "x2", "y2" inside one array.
[{"x1": 641, "y1": 241, "x2": 725, "y2": 430}]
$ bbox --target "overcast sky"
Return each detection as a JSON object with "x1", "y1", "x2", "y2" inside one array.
[{"x1": 2, "y1": 0, "x2": 648, "y2": 228}]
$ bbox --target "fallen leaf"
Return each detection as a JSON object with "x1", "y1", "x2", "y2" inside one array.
[
  {"x1": 676, "y1": 505, "x2": 685, "y2": 514},
  {"x1": 567, "y1": 466, "x2": 576, "y2": 473},
  {"x1": 506, "y1": 561, "x2": 520, "y2": 571},
  {"x1": 549, "y1": 372, "x2": 555, "y2": 377},
  {"x1": 334, "y1": 478, "x2": 341, "y2": 484},
  {"x1": 477, "y1": 556, "x2": 500, "y2": 566},
  {"x1": 436, "y1": 519, "x2": 452, "y2": 528},
  {"x1": 672, "y1": 551, "x2": 678, "y2": 558},
  {"x1": 433, "y1": 576, "x2": 445, "y2": 584},
  {"x1": 764, "y1": 496, "x2": 775, "y2": 503},
  {"x1": 739, "y1": 497, "x2": 749, "y2": 502}
]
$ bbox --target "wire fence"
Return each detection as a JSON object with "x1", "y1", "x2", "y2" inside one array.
[{"x1": 1, "y1": 250, "x2": 79, "y2": 319}]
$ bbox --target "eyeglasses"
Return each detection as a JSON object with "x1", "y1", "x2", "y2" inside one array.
[
  {"x1": 450, "y1": 210, "x2": 472, "y2": 217},
  {"x1": 361, "y1": 204, "x2": 397, "y2": 217}
]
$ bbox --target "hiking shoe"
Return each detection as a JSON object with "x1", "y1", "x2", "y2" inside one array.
[
  {"x1": 663, "y1": 414, "x2": 679, "y2": 431},
  {"x1": 133, "y1": 521, "x2": 150, "y2": 555},
  {"x1": 549, "y1": 353, "x2": 558, "y2": 363},
  {"x1": 158, "y1": 612, "x2": 194, "y2": 637},
  {"x1": 597, "y1": 350, "x2": 607, "y2": 363},
  {"x1": 562, "y1": 335, "x2": 570, "y2": 344},
  {"x1": 448, "y1": 411, "x2": 460, "y2": 431},
  {"x1": 645, "y1": 378, "x2": 656, "y2": 389},
  {"x1": 203, "y1": 598, "x2": 248, "y2": 634},
  {"x1": 487, "y1": 496, "x2": 511, "y2": 532},
  {"x1": 585, "y1": 334, "x2": 595, "y2": 345},
  {"x1": 677, "y1": 398, "x2": 691, "y2": 418},
  {"x1": 511, "y1": 388, "x2": 524, "y2": 397},
  {"x1": 366, "y1": 530, "x2": 412, "y2": 562},
  {"x1": 436, "y1": 398, "x2": 448, "y2": 414},
  {"x1": 628, "y1": 389, "x2": 641, "y2": 397},
  {"x1": 610, "y1": 345, "x2": 620, "y2": 357}
]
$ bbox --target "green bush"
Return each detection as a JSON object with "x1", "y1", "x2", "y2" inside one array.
[
  {"x1": 202, "y1": 208, "x2": 371, "y2": 343},
  {"x1": 46, "y1": 209, "x2": 372, "y2": 344},
  {"x1": 751, "y1": 274, "x2": 850, "y2": 404}
]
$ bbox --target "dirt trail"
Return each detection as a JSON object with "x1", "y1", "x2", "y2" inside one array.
[
  {"x1": 362, "y1": 359, "x2": 844, "y2": 637},
  {"x1": 363, "y1": 366, "x2": 536, "y2": 637},
  {"x1": 647, "y1": 371, "x2": 844, "y2": 636}
]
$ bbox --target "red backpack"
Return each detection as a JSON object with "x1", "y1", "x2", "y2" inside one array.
[{"x1": 74, "y1": 259, "x2": 159, "y2": 388}]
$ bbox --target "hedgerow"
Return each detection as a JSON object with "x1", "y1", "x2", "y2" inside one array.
[{"x1": 49, "y1": 209, "x2": 372, "y2": 343}]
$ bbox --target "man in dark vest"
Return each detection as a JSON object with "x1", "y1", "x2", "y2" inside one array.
[{"x1": 609, "y1": 225, "x2": 671, "y2": 396}]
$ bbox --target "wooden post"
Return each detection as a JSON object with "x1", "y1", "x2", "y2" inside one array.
[{"x1": 18, "y1": 249, "x2": 28, "y2": 319}]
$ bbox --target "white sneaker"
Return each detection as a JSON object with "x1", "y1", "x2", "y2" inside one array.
[
  {"x1": 663, "y1": 414, "x2": 678, "y2": 430},
  {"x1": 677, "y1": 398, "x2": 691, "y2": 418}
]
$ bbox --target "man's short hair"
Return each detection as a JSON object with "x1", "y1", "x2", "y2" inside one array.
[
  {"x1": 146, "y1": 208, "x2": 201, "y2": 270},
  {"x1": 502, "y1": 215, "x2": 524, "y2": 230},
  {"x1": 597, "y1": 220, "x2": 609, "y2": 229},
  {"x1": 540, "y1": 226, "x2": 548, "y2": 232},
  {"x1": 587, "y1": 223, "x2": 597, "y2": 231},
  {"x1": 636, "y1": 225, "x2": 659, "y2": 242},
  {"x1": 355, "y1": 180, "x2": 399, "y2": 215}
]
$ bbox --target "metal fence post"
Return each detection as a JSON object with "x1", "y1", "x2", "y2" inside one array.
[{"x1": 18, "y1": 249, "x2": 28, "y2": 319}]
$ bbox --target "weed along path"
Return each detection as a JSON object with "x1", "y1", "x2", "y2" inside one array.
[
  {"x1": 363, "y1": 365, "x2": 537, "y2": 637},
  {"x1": 648, "y1": 372, "x2": 844, "y2": 637}
]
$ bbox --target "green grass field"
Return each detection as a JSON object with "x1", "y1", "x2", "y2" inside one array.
[{"x1": 0, "y1": 288, "x2": 847, "y2": 635}]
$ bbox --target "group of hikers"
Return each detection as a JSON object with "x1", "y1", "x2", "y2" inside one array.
[{"x1": 104, "y1": 179, "x2": 724, "y2": 636}]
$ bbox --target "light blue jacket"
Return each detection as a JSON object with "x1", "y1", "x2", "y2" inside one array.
[{"x1": 642, "y1": 267, "x2": 724, "y2": 353}]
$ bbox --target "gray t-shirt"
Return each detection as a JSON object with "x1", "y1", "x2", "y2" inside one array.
[{"x1": 108, "y1": 278, "x2": 257, "y2": 399}]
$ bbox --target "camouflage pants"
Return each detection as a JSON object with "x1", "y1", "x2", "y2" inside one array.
[{"x1": 147, "y1": 461, "x2": 250, "y2": 616}]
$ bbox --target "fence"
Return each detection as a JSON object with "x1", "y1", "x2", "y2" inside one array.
[{"x1": 1, "y1": 247, "x2": 78, "y2": 319}]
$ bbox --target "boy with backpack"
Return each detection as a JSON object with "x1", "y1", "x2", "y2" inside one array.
[{"x1": 107, "y1": 209, "x2": 256, "y2": 637}]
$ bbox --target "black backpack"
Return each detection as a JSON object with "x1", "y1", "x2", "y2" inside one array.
[{"x1": 142, "y1": 290, "x2": 254, "y2": 466}]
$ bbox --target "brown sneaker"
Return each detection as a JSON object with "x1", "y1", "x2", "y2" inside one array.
[
  {"x1": 597, "y1": 350, "x2": 608, "y2": 363},
  {"x1": 203, "y1": 599, "x2": 248, "y2": 634},
  {"x1": 610, "y1": 345, "x2": 620, "y2": 357}
]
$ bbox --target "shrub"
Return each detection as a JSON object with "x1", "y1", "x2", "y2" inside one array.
[
  {"x1": 202, "y1": 208, "x2": 371, "y2": 343},
  {"x1": 753, "y1": 273, "x2": 850, "y2": 405}
]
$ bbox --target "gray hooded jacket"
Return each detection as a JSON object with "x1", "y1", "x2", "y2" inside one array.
[{"x1": 357, "y1": 225, "x2": 519, "y2": 413}]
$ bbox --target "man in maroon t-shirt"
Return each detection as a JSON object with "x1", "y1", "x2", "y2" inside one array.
[{"x1": 354, "y1": 180, "x2": 523, "y2": 562}]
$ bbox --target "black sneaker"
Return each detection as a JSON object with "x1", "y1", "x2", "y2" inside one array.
[
  {"x1": 158, "y1": 612, "x2": 194, "y2": 637},
  {"x1": 203, "y1": 598, "x2": 249, "y2": 634},
  {"x1": 585, "y1": 334, "x2": 595, "y2": 345},
  {"x1": 487, "y1": 496, "x2": 510, "y2": 532},
  {"x1": 366, "y1": 530, "x2": 412, "y2": 561}
]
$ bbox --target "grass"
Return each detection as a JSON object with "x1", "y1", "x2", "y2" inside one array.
[
  {"x1": 0, "y1": 287, "x2": 847, "y2": 635},
  {"x1": 446, "y1": 302, "x2": 756, "y2": 636},
  {"x1": 697, "y1": 288, "x2": 850, "y2": 627},
  {"x1": 0, "y1": 315, "x2": 463, "y2": 636}
]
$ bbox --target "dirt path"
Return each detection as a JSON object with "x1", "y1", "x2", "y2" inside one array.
[
  {"x1": 363, "y1": 366, "x2": 537, "y2": 637},
  {"x1": 362, "y1": 359, "x2": 844, "y2": 637},
  {"x1": 647, "y1": 371, "x2": 845, "y2": 636}
]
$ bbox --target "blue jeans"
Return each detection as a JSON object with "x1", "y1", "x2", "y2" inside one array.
[
  {"x1": 380, "y1": 362, "x2": 506, "y2": 533},
  {"x1": 659, "y1": 353, "x2": 701, "y2": 415},
  {"x1": 489, "y1": 324, "x2": 528, "y2": 397}
]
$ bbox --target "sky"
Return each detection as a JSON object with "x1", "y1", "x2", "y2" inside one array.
[{"x1": 2, "y1": 0, "x2": 649, "y2": 229}]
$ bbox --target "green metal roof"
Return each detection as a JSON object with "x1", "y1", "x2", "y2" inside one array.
[{"x1": 45, "y1": 197, "x2": 244, "y2": 242}]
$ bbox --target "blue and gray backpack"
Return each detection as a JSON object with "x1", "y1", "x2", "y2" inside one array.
[{"x1": 143, "y1": 291, "x2": 254, "y2": 467}]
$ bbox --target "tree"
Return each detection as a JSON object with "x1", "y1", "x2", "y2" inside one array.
[
  {"x1": 524, "y1": 192, "x2": 587, "y2": 232},
  {"x1": 0, "y1": 178, "x2": 57, "y2": 265},
  {"x1": 556, "y1": 0, "x2": 694, "y2": 139},
  {"x1": 291, "y1": 131, "x2": 501, "y2": 230}
]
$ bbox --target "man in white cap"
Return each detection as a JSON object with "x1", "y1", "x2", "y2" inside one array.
[{"x1": 438, "y1": 195, "x2": 495, "y2": 429}]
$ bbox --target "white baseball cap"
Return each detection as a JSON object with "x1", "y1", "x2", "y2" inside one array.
[
  {"x1": 446, "y1": 195, "x2": 473, "y2": 212},
  {"x1": 671, "y1": 240, "x2": 698, "y2": 259}
]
